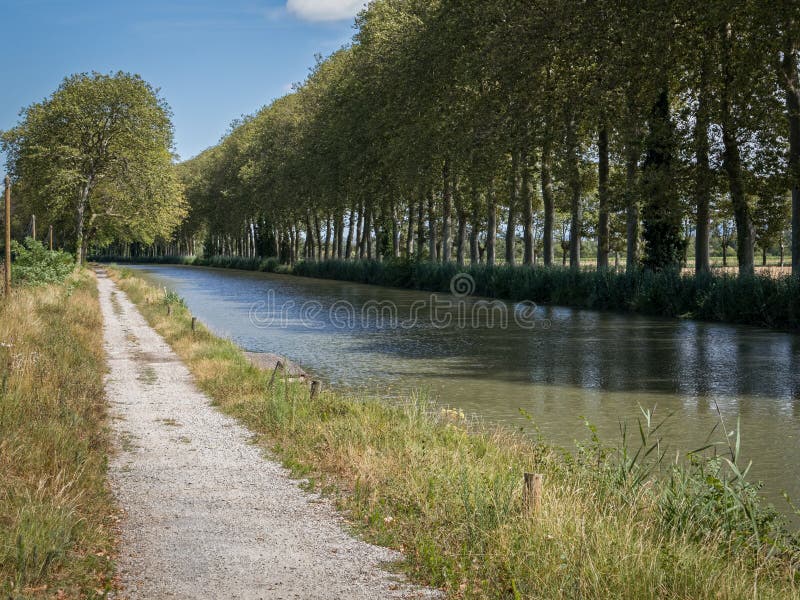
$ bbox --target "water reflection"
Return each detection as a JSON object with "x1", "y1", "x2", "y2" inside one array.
[{"x1": 128, "y1": 264, "x2": 800, "y2": 511}]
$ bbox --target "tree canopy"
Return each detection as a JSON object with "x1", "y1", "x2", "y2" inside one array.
[
  {"x1": 2, "y1": 71, "x2": 186, "y2": 262},
  {"x1": 148, "y1": 3, "x2": 800, "y2": 275}
]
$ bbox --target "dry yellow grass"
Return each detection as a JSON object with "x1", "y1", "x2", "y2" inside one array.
[{"x1": 0, "y1": 271, "x2": 116, "y2": 599}]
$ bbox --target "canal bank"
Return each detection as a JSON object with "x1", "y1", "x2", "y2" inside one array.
[{"x1": 106, "y1": 265, "x2": 800, "y2": 599}]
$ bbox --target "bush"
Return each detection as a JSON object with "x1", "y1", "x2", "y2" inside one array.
[{"x1": 11, "y1": 237, "x2": 75, "y2": 285}]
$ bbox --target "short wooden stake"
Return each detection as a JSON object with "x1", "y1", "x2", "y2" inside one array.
[
  {"x1": 4, "y1": 176, "x2": 11, "y2": 299},
  {"x1": 310, "y1": 380, "x2": 321, "y2": 399},
  {"x1": 268, "y1": 360, "x2": 283, "y2": 390},
  {"x1": 191, "y1": 316, "x2": 197, "y2": 332},
  {"x1": 524, "y1": 473, "x2": 543, "y2": 513},
  {"x1": 167, "y1": 305, "x2": 172, "y2": 316}
]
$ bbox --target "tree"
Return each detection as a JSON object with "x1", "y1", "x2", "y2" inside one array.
[
  {"x1": 753, "y1": 192, "x2": 791, "y2": 265},
  {"x1": 2, "y1": 72, "x2": 185, "y2": 263}
]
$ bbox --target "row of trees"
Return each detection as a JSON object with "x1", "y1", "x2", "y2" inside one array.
[
  {"x1": 2, "y1": 72, "x2": 186, "y2": 263},
  {"x1": 180, "y1": 0, "x2": 800, "y2": 275}
]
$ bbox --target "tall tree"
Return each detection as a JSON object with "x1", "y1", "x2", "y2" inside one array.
[{"x1": 3, "y1": 72, "x2": 185, "y2": 262}]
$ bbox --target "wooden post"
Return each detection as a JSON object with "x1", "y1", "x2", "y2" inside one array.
[
  {"x1": 524, "y1": 473, "x2": 543, "y2": 513},
  {"x1": 191, "y1": 316, "x2": 197, "y2": 332},
  {"x1": 49, "y1": 225, "x2": 53, "y2": 251},
  {"x1": 310, "y1": 380, "x2": 321, "y2": 399},
  {"x1": 4, "y1": 177, "x2": 10, "y2": 299},
  {"x1": 268, "y1": 360, "x2": 283, "y2": 390},
  {"x1": 31, "y1": 214, "x2": 35, "y2": 241},
  {"x1": 167, "y1": 305, "x2": 172, "y2": 316}
]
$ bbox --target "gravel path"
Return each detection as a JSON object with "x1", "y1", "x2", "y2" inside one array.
[{"x1": 98, "y1": 271, "x2": 436, "y2": 599}]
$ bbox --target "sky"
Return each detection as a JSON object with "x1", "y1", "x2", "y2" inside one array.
[{"x1": 0, "y1": 0, "x2": 366, "y2": 161}]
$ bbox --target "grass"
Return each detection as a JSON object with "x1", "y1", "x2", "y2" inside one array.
[
  {"x1": 0, "y1": 271, "x2": 115, "y2": 599},
  {"x1": 95, "y1": 254, "x2": 800, "y2": 330},
  {"x1": 110, "y1": 266, "x2": 800, "y2": 599}
]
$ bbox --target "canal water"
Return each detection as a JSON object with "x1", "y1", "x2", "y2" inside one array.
[{"x1": 128, "y1": 264, "x2": 800, "y2": 512}]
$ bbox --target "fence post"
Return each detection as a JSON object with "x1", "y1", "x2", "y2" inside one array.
[
  {"x1": 4, "y1": 176, "x2": 11, "y2": 298},
  {"x1": 310, "y1": 380, "x2": 321, "y2": 399},
  {"x1": 268, "y1": 360, "x2": 283, "y2": 390},
  {"x1": 31, "y1": 215, "x2": 36, "y2": 241},
  {"x1": 524, "y1": 473, "x2": 543, "y2": 513},
  {"x1": 191, "y1": 316, "x2": 197, "y2": 332},
  {"x1": 49, "y1": 225, "x2": 53, "y2": 251}
]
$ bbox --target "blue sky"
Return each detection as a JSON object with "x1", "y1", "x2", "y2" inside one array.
[{"x1": 0, "y1": 0, "x2": 364, "y2": 161}]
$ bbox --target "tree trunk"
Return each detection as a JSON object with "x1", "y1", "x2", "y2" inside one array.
[
  {"x1": 567, "y1": 117, "x2": 582, "y2": 269},
  {"x1": 521, "y1": 151, "x2": 534, "y2": 266},
  {"x1": 781, "y1": 31, "x2": 800, "y2": 277},
  {"x1": 442, "y1": 159, "x2": 452, "y2": 263},
  {"x1": 506, "y1": 150, "x2": 520, "y2": 265},
  {"x1": 694, "y1": 52, "x2": 712, "y2": 274},
  {"x1": 780, "y1": 237, "x2": 785, "y2": 266},
  {"x1": 486, "y1": 181, "x2": 497, "y2": 267},
  {"x1": 306, "y1": 218, "x2": 315, "y2": 260},
  {"x1": 454, "y1": 171, "x2": 467, "y2": 266},
  {"x1": 75, "y1": 179, "x2": 92, "y2": 265},
  {"x1": 625, "y1": 140, "x2": 640, "y2": 271},
  {"x1": 309, "y1": 214, "x2": 318, "y2": 260},
  {"x1": 721, "y1": 22, "x2": 755, "y2": 276},
  {"x1": 597, "y1": 125, "x2": 610, "y2": 269},
  {"x1": 428, "y1": 190, "x2": 438, "y2": 261},
  {"x1": 357, "y1": 202, "x2": 366, "y2": 259},
  {"x1": 337, "y1": 211, "x2": 345, "y2": 258},
  {"x1": 541, "y1": 139, "x2": 554, "y2": 267},
  {"x1": 392, "y1": 204, "x2": 401, "y2": 258},
  {"x1": 406, "y1": 199, "x2": 415, "y2": 257},
  {"x1": 417, "y1": 193, "x2": 426, "y2": 258},
  {"x1": 470, "y1": 184, "x2": 480, "y2": 264},
  {"x1": 363, "y1": 204, "x2": 372, "y2": 259},
  {"x1": 345, "y1": 206, "x2": 355, "y2": 259},
  {"x1": 324, "y1": 215, "x2": 331, "y2": 260}
]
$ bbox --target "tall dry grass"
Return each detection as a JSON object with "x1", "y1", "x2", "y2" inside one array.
[
  {"x1": 113, "y1": 268, "x2": 800, "y2": 599},
  {"x1": 0, "y1": 272, "x2": 115, "y2": 599}
]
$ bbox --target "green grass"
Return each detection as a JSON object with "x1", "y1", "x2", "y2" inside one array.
[
  {"x1": 111, "y1": 266, "x2": 800, "y2": 599},
  {"x1": 0, "y1": 271, "x2": 115, "y2": 599}
]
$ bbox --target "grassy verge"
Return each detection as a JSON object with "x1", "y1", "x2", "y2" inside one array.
[
  {"x1": 95, "y1": 255, "x2": 800, "y2": 330},
  {"x1": 0, "y1": 271, "x2": 115, "y2": 598},
  {"x1": 110, "y1": 266, "x2": 800, "y2": 599}
]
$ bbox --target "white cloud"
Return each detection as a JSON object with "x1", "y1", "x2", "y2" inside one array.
[{"x1": 286, "y1": 0, "x2": 366, "y2": 22}]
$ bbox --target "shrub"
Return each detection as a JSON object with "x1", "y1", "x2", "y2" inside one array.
[{"x1": 11, "y1": 238, "x2": 75, "y2": 285}]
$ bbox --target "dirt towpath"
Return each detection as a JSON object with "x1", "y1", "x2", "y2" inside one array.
[{"x1": 97, "y1": 270, "x2": 435, "y2": 599}]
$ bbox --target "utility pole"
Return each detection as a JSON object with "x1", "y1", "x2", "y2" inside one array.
[
  {"x1": 4, "y1": 176, "x2": 11, "y2": 298},
  {"x1": 49, "y1": 225, "x2": 54, "y2": 251}
]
